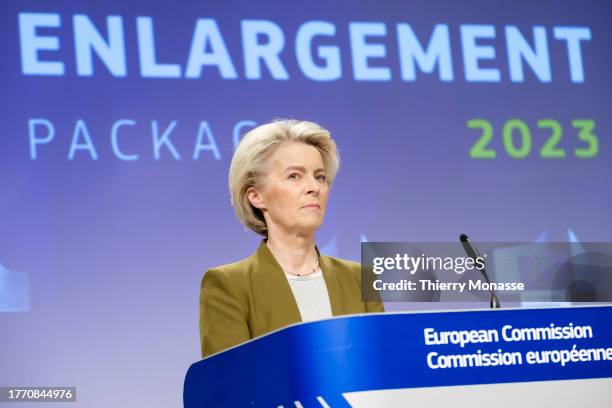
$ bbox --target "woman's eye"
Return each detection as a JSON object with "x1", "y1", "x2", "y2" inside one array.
[
  {"x1": 316, "y1": 174, "x2": 327, "y2": 182},
  {"x1": 288, "y1": 173, "x2": 300, "y2": 180}
]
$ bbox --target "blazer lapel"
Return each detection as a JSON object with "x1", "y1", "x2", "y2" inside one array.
[
  {"x1": 318, "y1": 249, "x2": 344, "y2": 316},
  {"x1": 250, "y1": 241, "x2": 302, "y2": 330}
]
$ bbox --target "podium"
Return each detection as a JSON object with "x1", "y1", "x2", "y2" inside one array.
[{"x1": 184, "y1": 306, "x2": 612, "y2": 407}]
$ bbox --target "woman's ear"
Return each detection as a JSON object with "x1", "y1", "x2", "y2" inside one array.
[{"x1": 247, "y1": 186, "x2": 265, "y2": 210}]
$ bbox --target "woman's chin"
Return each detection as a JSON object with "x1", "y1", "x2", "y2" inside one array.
[{"x1": 293, "y1": 220, "x2": 324, "y2": 235}]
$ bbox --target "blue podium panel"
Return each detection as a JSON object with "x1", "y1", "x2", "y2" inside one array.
[{"x1": 184, "y1": 306, "x2": 612, "y2": 407}]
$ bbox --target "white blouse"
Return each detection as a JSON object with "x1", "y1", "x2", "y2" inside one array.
[{"x1": 284, "y1": 268, "x2": 333, "y2": 322}]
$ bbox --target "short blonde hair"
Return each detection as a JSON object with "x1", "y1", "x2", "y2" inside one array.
[{"x1": 229, "y1": 119, "x2": 340, "y2": 236}]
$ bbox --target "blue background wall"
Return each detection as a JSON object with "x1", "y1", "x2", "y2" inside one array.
[{"x1": 1, "y1": 1, "x2": 610, "y2": 406}]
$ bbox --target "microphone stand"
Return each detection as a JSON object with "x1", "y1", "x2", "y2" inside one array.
[{"x1": 460, "y1": 234, "x2": 501, "y2": 309}]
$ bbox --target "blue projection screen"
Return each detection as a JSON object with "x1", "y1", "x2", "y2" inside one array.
[{"x1": 0, "y1": 0, "x2": 611, "y2": 406}]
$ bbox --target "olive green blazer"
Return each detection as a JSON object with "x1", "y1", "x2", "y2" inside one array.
[{"x1": 199, "y1": 241, "x2": 384, "y2": 358}]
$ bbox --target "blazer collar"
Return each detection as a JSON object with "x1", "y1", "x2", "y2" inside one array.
[{"x1": 254, "y1": 240, "x2": 344, "y2": 318}]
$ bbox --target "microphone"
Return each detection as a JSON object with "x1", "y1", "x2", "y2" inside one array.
[{"x1": 459, "y1": 234, "x2": 501, "y2": 309}]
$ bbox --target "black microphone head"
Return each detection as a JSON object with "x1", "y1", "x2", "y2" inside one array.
[{"x1": 459, "y1": 234, "x2": 479, "y2": 259}]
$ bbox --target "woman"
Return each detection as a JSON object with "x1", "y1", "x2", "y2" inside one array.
[{"x1": 199, "y1": 119, "x2": 384, "y2": 358}]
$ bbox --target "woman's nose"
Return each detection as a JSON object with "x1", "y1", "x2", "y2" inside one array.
[{"x1": 306, "y1": 174, "x2": 320, "y2": 194}]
